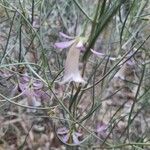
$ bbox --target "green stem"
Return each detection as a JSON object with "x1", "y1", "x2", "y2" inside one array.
[
  {"x1": 127, "y1": 64, "x2": 145, "y2": 141},
  {"x1": 82, "y1": 34, "x2": 150, "y2": 91},
  {"x1": 72, "y1": 0, "x2": 93, "y2": 22}
]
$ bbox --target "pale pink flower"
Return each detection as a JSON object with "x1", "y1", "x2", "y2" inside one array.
[
  {"x1": 61, "y1": 42, "x2": 85, "y2": 84},
  {"x1": 55, "y1": 32, "x2": 86, "y2": 84}
]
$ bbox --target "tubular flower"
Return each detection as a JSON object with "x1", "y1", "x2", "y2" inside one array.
[
  {"x1": 61, "y1": 42, "x2": 85, "y2": 84},
  {"x1": 55, "y1": 32, "x2": 86, "y2": 84}
]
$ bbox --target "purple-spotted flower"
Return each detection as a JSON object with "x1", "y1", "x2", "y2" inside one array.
[
  {"x1": 55, "y1": 32, "x2": 87, "y2": 84},
  {"x1": 17, "y1": 74, "x2": 46, "y2": 112},
  {"x1": 7, "y1": 74, "x2": 42, "y2": 112},
  {"x1": 56, "y1": 127, "x2": 84, "y2": 145}
]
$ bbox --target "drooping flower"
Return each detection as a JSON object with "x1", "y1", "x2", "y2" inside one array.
[
  {"x1": 61, "y1": 42, "x2": 86, "y2": 84},
  {"x1": 55, "y1": 32, "x2": 87, "y2": 84}
]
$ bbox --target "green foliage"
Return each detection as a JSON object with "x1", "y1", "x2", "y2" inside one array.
[{"x1": 0, "y1": 0, "x2": 150, "y2": 149}]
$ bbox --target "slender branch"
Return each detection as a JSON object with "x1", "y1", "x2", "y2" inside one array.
[{"x1": 72, "y1": 0, "x2": 93, "y2": 22}]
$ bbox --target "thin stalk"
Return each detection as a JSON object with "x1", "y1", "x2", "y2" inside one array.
[
  {"x1": 0, "y1": 93, "x2": 53, "y2": 110},
  {"x1": 72, "y1": 0, "x2": 93, "y2": 22},
  {"x1": 89, "y1": 0, "x2": 101, "y2": 39},
  {"x1": 31, "y1": 0, "x2": 35, "y2": 25},
  {"x1": 119, "y1": 0, "x2": 135, "y2": 49},
  {"x1": 127, "y1": 64, "x2": 145, "y2": 141},
  {"x1": 76, "y1": 59, "x2": 106, "y2": 121},
  {"x1": 98, "y1": 0, "x2": 107, "y2": 19},
  {"x1": 69, "y1": 85, "x2": 82, "y2": 112},
  {"x1": 119, "y1": 104, "x2": 145, "y2": 140},
  {"x1": 0, "y1": 12, "x2": 16, "y2": 63},
  {"x1": 18, "y1": 18, "x2": 22, "y2": 63},
  {"x1": 82, "y1": 0, "x2": 123, "y2": 62},
  {"x1": 101, "y1": 101, "x2": 128, "y2": 145},
  {"x1": 101, "y1": 56, "x2": 109, "y2": 90}
]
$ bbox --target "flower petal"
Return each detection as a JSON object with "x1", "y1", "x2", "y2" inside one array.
[
  {"x1": 33, "y1": 80, "x2": 43, "y2": 89},
  {"x1": 74, "y1": 132, "x2": 82, "y2": 137},
  {"x1": 59, "y1": 32, "x2": 75, "y2": 39},
  {"x1": 72, "y1": 132, "x2": 80, "y2": 144},
  {"x1": 96, "y1": 122, "x2": 108, "y2": 138},
  {"x1": 91, "y1": 49, "x2": 117, "y2": 61},
  {"x1": 91, "y1": 49, "x2": 105, "y2": 57},
  {"x1": 54, "y1": 40, "x2": 75, "y2": 49},
  {"x1": 62, "y1": 134, "x2": 70, "y2": 143},
  {"x1": 19, "y1": 83, "x2": 29, "y2": 92},
  {"x1": 57, "y1": 127, "x2": 69, "y2": 135},
  {"x1": 20, "y1": 75, "x2": 30, "y2": 84},
  {"x1": 72, "y1": 73, "x2": 85, "y2": 83},
  {"x1": 60, "y1": 73, "x2": 85, "y2": 84},
  {"x1": 97, "y1": 124, "x2": 107, "y2": 133}
]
